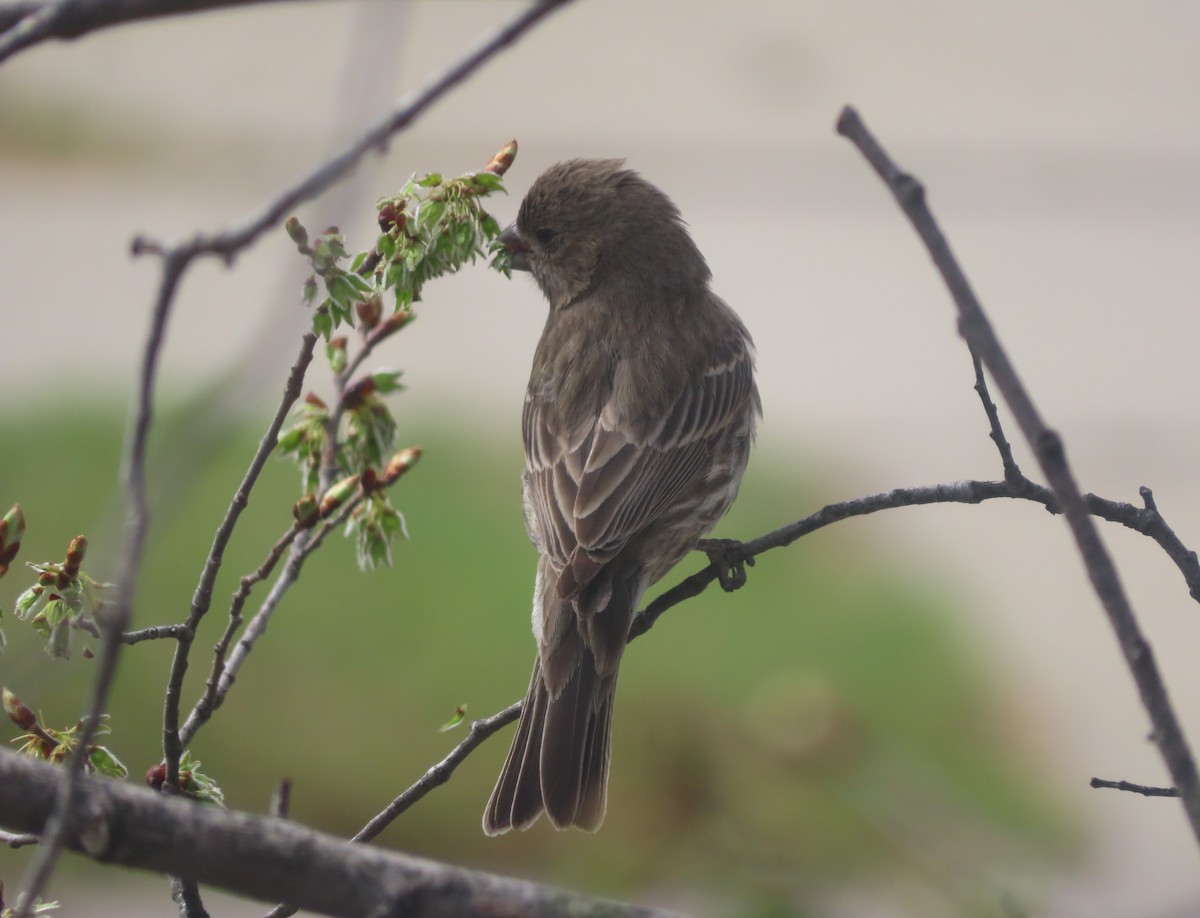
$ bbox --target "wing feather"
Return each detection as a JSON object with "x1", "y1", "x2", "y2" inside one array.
[{"x1": 522, "y1": 326, "x2": 755, "y2": 596}]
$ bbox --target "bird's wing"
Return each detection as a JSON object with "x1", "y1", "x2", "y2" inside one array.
[{"x1": 523, "y1": 335, "x2": 755, "y2": 593}]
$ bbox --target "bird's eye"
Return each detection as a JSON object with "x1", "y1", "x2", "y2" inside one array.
[{"x1": 533, "y1": 227, "x2": 556, "y2": 245}]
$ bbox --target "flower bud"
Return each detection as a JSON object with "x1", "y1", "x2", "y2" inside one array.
[
  {"x1": 485, "y1": 139, "x2": 518, "y2": 176},
  {"x1": 2, "y1": 687, "x2": 37, "y2": 730},
  {"x1": 356, "y1": 294, "x2": 382, "y2": 330},
  {"x1": 285, "y1": 216, "x2": 309, "y2": 250}
]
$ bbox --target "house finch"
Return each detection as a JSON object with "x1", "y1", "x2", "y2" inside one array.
[{"x1": 483, "y1": 159, "x2": 760, "y2": 834}]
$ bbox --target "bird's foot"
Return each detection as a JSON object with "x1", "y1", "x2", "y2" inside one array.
[{"x1": 698, "y1": 538, "x2": 754, "y2": 592}]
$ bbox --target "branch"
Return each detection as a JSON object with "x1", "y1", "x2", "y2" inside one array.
[
  {"x1": 162, "y1": 331, "x2": 316, "y2": 789},
  {"x1": 1, "y1": 828, "x2": 39, "y2": 848},
  {"x1": 0, "y1": 749, "x2": 668, "y2": 918},
  {"x1": 967, "y1": 346, "x2": 1024, "y2": 485},
  {"x1": 337, "y1": 464, "x2": 1200, "y2": 850},
  {"x1": 836, "y1": 104, "x2": 1200, "y2": 845},
  {"x1": 263, "y1": 702, "x2": 524, "y2": 918},
  {"x1": 177, "y1": 488, "x2": 361, "y2": 748},
  {"x1": 11, "y1": 248, "x2": 188, "y2": 918},
  {"x1": 1091, "y1": 777, "x2": 1179, "y2": 798},
  {"x1": 128, "y1": 0, "x2": 574, "y2": 269},
  {"x1": 0, "y1": 0, "x2": 300, "y2": 63}
]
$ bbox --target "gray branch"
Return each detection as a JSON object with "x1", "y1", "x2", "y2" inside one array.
[
  {"x1": 0, "y1": 749, "x2": 670, "y2": 918},
  {"x1": 836, "y1": 104, "x2": 1200, "y2": 846},
  {"x1": 0, "y1": 0, "x2": 305, "y2": 62}
]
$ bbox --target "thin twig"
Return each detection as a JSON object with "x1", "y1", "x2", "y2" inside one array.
[
  {"x1": 178, "y1": 495, "x2": 360, "y2": 748},
  {"x1": 340, "y1": 470, "x2": 1200, "y2": 848},
  {"x1": 0, "y1": 0, "x2": 298, "y2": 63},
  {"x1": 11, "y1": 249, "x2": 188, "y2": 918},
  {"x1": 128, "y1": 0, "x2": 575, "y2": 268},
  {"x1": 75, "y1": 618, "x2": 191, "y2": 644},
  {"x1": 836, "y1": 104, "x2": 1200, "y2": 847},
  {"x1": 162, "y1": 332, "x2": 316, "y2": 789},
  {"x1": 1, "y1": 828, "x2": 39, "y2": 848},
  {"x1": 262, "y1": 702, "x2": 523, "y2": 918},
  {"x1": 355, "y1": 703, "x2": 522, "y2": 844},
  {"x1": 967, "y1": 345, "x2": 1025, "y2": 485},
  {"x1": 171, "y1": 877, "x2": 211, "y2": 918},
  {"x1": 1090, "y1": 777, "x2": 1179, "y2": 798},
  {"x1": 187, "y1": 523, "x2": 304, "y2": 733}
]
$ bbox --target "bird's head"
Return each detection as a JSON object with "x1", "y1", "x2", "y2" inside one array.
[{"x1": 498, "y1": 159, "x2": 709, "y2": 311}]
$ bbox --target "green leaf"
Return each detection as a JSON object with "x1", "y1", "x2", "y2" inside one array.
[
  {"x1": 88, "y1": 744, "x2": 129, "y2": 779},
  {"x1": 277, "y1": 426, "x2": 305, "y2": 452},
  {"x1": 472, "y1": 171, "x2": 505, "y2": 192},
  {"x1": 416, "y1": 172, "x2": 443, "y2": 187},
  {"x1": 439, "y1": 705, "x2": 467, "y2": 732},
  {"x1": 417, "y1": 200, "x2": 446, "y2": 230},
  {"x1": 347, "y1": 273, "x2": 375, "y2": 295},
  {"x1": 313, "y1": 308, "x2": 333, "y2": 340},
  {"x1": 371, "y1": 370, "x2": 405, "y2": 394},
  {"x1": 302, "y1": 276, "x2": 319, "y2": 306},
  {"x1": 326, "y1": 274, "x2": 358, "y2": 310},
  {"x1": 15, "y1": 585, "x2": 43, "y2": 620},
  {"x1": 377, "y1": 233, "x2": 398, "y2": 261}
]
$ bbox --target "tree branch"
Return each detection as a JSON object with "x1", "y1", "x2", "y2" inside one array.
[
  {"x1": 178, "y1": 485, "x2": 364, "y2": 748},
  {"x1": 0, "y1": 0, "x2": 303, "y2": 63},
  {"x1": 1090, "y1": 777, "x2": 1179, "y2": 798},
  {"x1": 263, "y1": 702, "x2": 524, "y2": 918},
  {"x1": 11, "y1": 248, "x2": 188, "y2": 918},
  {"x1": 836, "y1": 104, "x2": 1200, "y2": 846},
  {"x1": 0, "y1": 749, "x2": 668, "y2": 918},
  {"x1": 162, "y1": 331, "x2": 316, "y2": 790},
  {"x1": 127, "y1": 0, "x2": 575, "y2": 269}
]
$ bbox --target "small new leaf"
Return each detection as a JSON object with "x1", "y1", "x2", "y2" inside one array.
[{"x1": 439, "y1": 704, "x2": 467, "y2": 732}]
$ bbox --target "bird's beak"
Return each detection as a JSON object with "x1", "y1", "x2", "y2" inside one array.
[{"x1": 498, "y1": 222, "x2": 531, "y2": 272}]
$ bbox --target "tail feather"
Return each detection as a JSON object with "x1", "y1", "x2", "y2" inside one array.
[
  {"x1": 482, "y1": 662, "x2": 549, "y2": 835},
  {"x1": 484, "y1": 567, "x2": 634, "y2": 834},
  {"x1": 482, "y1": 639, "x2": 617, "y2": 834},
  {"x1": 541, "y1": 649, "x2": 612, "y2": 830}
]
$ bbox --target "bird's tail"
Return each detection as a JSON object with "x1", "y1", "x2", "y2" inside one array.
[{"x1": 482, "y1": 631, "x2": 616, "y2": 835}]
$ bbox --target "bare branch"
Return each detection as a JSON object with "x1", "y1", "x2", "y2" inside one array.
[
  {"x1": 967, "y1": 346, "x2": 1025, "y2": 485},
  {"x1": 356, "y1": 703, "x2": 522, "y2": 844},
  {"x1": 0, "y1": 749, "x2": 668, "y2": 918},
  {"x1": 1, "y1": 828, "x2": 39, "y2": 848},
  {"x1": 163, "y1": 332, "x2": 317, "y2": 788},
  {"x1": 129, "y1": 0, "x2": 574, "y2": 269},
  {"x1": 0, "y1": 0, "x2": 304, "y2": 63},
  {"x1": 72, "y1": 618, "x2": 190, "y2": 643},
  {"x1": 836, "y1": 104, "x2": 1200, "y2": 846},
  {"x1": 263, "y1": 702, "x2": 524, "y2": 918},
  {"x1": 313, "y1": 465, "x2": 1200, "y2": 862},
  {"x1": 12, "y1": 248, "x2": 188, "y2": 918},
  {"x1": 178, "y1": 489, "x2": 358, "y2": 748},
  {"x1": 1091, "y1": 777, "x2": 1179, "y2": 798}
]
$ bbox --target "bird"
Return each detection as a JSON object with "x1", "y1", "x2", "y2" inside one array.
[{"x1": 483, "y1": 159, "x2": 760, "y2": 834}]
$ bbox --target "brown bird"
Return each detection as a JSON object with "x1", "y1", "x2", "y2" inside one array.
[{"x1": 483, "y1": 159, "x2": 760, "y2": 834}]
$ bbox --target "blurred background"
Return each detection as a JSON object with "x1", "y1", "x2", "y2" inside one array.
[{"x1": 2, "y1": 1, "x2": 1200, "y2": 915}]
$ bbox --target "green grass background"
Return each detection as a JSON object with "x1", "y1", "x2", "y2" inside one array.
[{"x1": 0, "y1": 401, "x2": 1073, "y2": 915}]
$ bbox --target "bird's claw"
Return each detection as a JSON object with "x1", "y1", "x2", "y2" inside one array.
[{"x1": 699, "y1": 538, "x2": 754, "y2": 592}]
